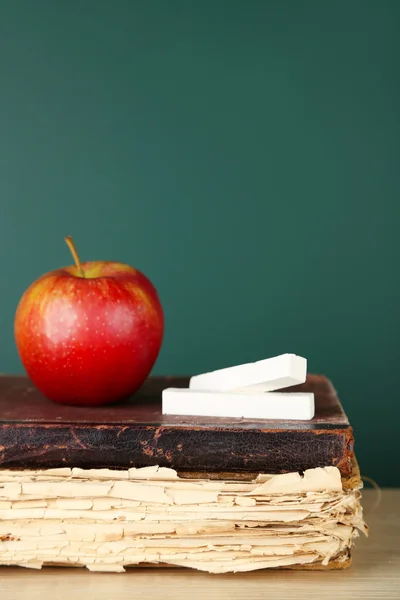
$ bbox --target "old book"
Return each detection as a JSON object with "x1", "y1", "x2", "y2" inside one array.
[
  {"x1": 0, "y1": 373, "x2": 365, "y2": 573},
  {"x1": 0, "y1": 374, "x2": 353, "y2": 475}
]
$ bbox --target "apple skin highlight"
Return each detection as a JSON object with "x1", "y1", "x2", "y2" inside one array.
[{"x1": 14, "y1": 256, "x2": 164, "y2": 406}]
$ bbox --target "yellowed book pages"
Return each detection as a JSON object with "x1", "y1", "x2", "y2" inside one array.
[{"x1": 0, "y1": 465, "x2": 367, "y2": 573}]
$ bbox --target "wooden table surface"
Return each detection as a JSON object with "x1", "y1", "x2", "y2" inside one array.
[{"x1": 1, "y1": 489, "x2": 399, "y2": 600}]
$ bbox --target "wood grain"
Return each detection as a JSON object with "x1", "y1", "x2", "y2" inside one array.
[{"x1": 0, "y1": 489, "x2": 398, "y2": 599}]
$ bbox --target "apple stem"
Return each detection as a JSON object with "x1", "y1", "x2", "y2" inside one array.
[{"x1": 64, "y1": 236, "x2": 85, "y2": 278}]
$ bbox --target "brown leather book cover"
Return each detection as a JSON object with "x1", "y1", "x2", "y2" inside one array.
[{"x1": 0, "y1": 374, "x2": 353, "y2": 475}]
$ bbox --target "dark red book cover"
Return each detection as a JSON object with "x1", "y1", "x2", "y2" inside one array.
[{"x1": 0, "y1": 374, "x2": 353, "y2": 475}]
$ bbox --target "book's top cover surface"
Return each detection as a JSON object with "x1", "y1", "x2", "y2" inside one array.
[
  {"x1": 0, "y1": 374, "x2": 353, "y2": 474},
  {"x1": 0, "y1": 374, "x2": 348, "y2": 429}
]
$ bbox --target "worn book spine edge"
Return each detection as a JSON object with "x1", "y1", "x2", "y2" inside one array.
[{"x1": 0, "y1": 424, "x2": 354, "y2": 475}]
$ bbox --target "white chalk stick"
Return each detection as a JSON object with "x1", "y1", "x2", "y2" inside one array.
[
  {"x1": 189, "y1": 354, "x2": 306, "y2": 393},
  {"x1": 162, "y1": 389, "x2": 315, "y2": 421}
]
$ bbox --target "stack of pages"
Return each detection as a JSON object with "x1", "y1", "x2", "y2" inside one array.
[{"x1": 0, "y1": 462, "x2": 366, "y2": 573}]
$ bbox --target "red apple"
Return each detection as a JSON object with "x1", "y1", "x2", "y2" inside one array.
[{"x1": 14, "y1": 237, "x2": 164, "y2": 406}]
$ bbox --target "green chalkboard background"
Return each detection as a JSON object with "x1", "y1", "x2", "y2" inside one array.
[{"x1": 0, "y1": 1, "x2": 399, "y2": 484}]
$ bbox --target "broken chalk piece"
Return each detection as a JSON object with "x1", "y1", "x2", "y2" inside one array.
[
  {"x1": 162, "y1": 389, "x2": 315, "y2": 421},
  {"x1": 189, "y1": 354, "x2": 307, "y2": 393}
]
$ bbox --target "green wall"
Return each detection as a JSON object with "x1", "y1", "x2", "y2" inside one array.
[{"x1": 1, "y1": 1, "x2": 398, "y2": 484}]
